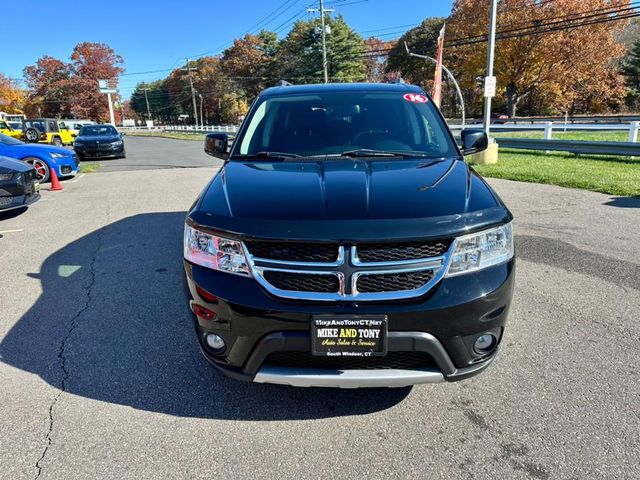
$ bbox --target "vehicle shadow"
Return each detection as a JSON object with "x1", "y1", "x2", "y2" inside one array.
[
  {"x1": 0, "y1": 212, "x2": 410, "y2": 420},
  {"x1": 603, "y1": 196, "x2": 640, "y2": 209},
  {"x1": 0, "y1": 206, "x2": 28, "y2": 221}
]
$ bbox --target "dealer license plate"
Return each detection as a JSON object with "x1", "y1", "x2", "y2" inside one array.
[{"x1": 311, "y1": 315, "x2": 387, "y2": 357}]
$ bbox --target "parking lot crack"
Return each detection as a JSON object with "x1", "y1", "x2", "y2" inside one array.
[{"x1": 34, "y1": 209, "x2": 109, "y2": 479}]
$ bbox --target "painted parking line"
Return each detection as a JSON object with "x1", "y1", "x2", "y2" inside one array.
[
  {"x1": 70, "y1": 173, "x2": 85, "y2": 183},
  {"x1": 0, "y1": 229, "x2": 24, "y2": 234}
]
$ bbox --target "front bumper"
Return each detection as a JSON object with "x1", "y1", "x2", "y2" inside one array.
[
  {"x1": 0, "y1": 188, "x2": 40, "y2": 212},
  {"x1": 184, "y1": 259, "x2": 515, "y2": 388},
  {"x1": 74, "y1": 144, "x2": 124, "y2": 159}
]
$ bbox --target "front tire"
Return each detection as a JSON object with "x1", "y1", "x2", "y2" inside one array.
[
  {"x1": 51, "y1": 137, "x2": 63, "y2": 147},
  {"x1": 23, "y1": 157, "x2": 51, "y2": 183}
]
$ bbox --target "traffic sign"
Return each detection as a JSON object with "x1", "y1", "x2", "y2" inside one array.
[
  {"x1": 98, "y1": 79, "x2": 117, "y2": 94},
  {"x1": 484, "y1": 76, "x2": 497, "y2": 98}
]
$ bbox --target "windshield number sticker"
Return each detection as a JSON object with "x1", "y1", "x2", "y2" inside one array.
[{"x1": 403, "y1": 93, "x2": 428, "y2": 103}]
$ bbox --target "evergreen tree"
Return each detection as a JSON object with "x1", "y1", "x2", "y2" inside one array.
[{"x1": 274, "y1": 15, "x2": 366, "y2": 83}]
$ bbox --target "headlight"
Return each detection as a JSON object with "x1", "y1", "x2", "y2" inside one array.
[
  {"x1": 446, "y1": 222, "x2": 513, "y2": 276},
  {"x1": 50, "y1": 152, "x2": 68, "y2": 158},
  {"x1": 0, "y1": 173, "x2": 14, "y2": 181},
  {"x1": 113, "y1": 140, "x2": 123, "y2": 146},
  {"x1": 73, "y1": 142, "x2": 84, "y2": 147},
  {"x1": 184, "y1": 223, "x2": 251, "y2": 277}
]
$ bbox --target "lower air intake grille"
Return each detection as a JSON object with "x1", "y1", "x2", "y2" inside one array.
[
  {"x1": 357, "y1": 271, "x2": 434, "y2": 293},
  {"x1": 263, "y1": 271, "x2": 340, "y2": 293},
  {"x1": 264, "y1": 351, "x2": 435, "y2": 370}
]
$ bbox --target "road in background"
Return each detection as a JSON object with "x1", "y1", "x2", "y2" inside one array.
[
  {"x1": 83, "y1": 135, "x2": 221, "y2": 172},
  {"x1": 0, "y1": 139, "x2": 638, "y2": 479}
]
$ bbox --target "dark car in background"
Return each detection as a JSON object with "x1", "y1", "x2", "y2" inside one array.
[
  {"x1": 0, "y1": 156, "x2": 40, "y2": 213},
  {"x1": 183, "y1": 82, "x2": 515, "y2": 388},
  {"x1": 73, "y1": 125, "x2": 125, "y2": 159}
]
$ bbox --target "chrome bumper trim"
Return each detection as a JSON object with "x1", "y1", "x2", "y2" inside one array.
[{"x1": 253, "y1": 366, "x2": 445, "y2": 388}]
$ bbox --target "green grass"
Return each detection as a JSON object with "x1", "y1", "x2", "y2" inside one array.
[
  {"x1": 474, "y1": 149, "x2": 640, "y2": 197},
  {"x1": 79, "y1": 162, "x2": 101, "y2": 173},
  {"x1": 125, "y1": 132, "x2": 204, "y2": 142},
  {"x1": 492, "y1": 130, "x2": 628, "y2": 142}
]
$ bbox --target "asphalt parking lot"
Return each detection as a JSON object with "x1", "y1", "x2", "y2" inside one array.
[{"x1": 0, "y1": 136, "x2": 638, "y2": 479}]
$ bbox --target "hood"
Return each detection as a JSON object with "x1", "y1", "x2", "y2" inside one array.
[
  {"x1": 9, "y1": 143, "x2": 71, "y2": 156},
  {"x1": 192, "y1": 158, "x2": 510, "y2": 241},
  {"x1": 0, "y1": 155, "x2": 33, "y2": 173},
  {"x1": 76, "y1": 135, "x2": 121, "y2": 143}
]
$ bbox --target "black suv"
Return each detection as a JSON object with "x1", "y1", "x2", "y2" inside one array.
[{"x1": 183, "y1": 83, "x2": 515, "y2": 388}]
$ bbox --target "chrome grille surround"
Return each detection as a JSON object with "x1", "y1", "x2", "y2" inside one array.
[{"x1": 244, "y1": 242, "x2": 451, "y2": 302}]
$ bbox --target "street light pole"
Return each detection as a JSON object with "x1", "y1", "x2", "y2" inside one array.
[
  {"x1": 198, "y1": 94, "x2": 204, "y2": 126},
  {"x1": 482, "y1": 0, "x2": 498, "y2": 134}
]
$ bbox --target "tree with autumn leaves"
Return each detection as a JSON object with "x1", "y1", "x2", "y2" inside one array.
[
  {"x1": 22, "y1": 43, "x2": 123, "y2": 121},
  {"x1": 129, "y1": 15, "x2": 366, "y2": 124},
  {"x1": 443, "y1": 0, "x2": 631, "y2": 117},
  {"x1": 7, "y1": 3, "x2": 639, "y2": 123},
  {"x1": 0, "y1": 74, "x2": 24, "y2": 114}
]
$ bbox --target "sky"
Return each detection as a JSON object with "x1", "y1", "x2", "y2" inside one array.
[{"x1": 0, "y1": 0, "x2": 453, "y2": 98}]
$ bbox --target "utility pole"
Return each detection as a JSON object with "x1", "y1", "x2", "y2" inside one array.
[
  {"x1": 308, "y1": 1, "x2": 334, "y2": 83},
  {"x1": 319, "y1": 0, "x2": 328, "y2": 83},
  {"x1": 182, "y1": 59, "x2": 199, "y2": 126},
  {"x1": 142, "y1": 84, "x2": 152, "y2": 121},
  {"x1": 482, "y1": 0, "x2": 498, "y2": 134},
  {"x1": 118, "y1": 100, "x2": 125, "y2": 126}
]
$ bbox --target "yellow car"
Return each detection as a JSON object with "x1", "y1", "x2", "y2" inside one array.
[
  {"x1": 0, "y1": 120, "x2": 22, "y2": 140},
  {"x1": 22, "y1": 118, "x2": 74, "y2": 146}
]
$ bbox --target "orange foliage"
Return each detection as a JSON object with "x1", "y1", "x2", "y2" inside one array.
[{"x1": 447, "y1": 0, "x2": 630, "y2": 115}]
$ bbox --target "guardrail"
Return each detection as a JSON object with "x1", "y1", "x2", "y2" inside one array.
[
  {"x1": 495, "y1": 138, "x2": 640, "y2": 156},
  {"x1": 454, "y1": 114, "x2": 640, "y2": 125},
  {"x1": 448, "y1": 122, "x2": 640, "y2": 141}
]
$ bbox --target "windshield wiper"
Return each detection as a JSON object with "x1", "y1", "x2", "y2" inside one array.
[
  {"x1": 340, "y1": 149, "x2": 430, "y2": 158},
  {"x1": 234, "y1": 151, "x2": 301, "y2": 160}
]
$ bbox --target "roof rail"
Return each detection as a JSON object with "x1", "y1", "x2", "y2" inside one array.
[{"x1": 276, "y1": 80, "x2": 293, "y2": 87}]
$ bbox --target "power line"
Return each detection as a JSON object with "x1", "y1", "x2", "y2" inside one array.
[{"x1": 449, "y1": 2, "x2": 639, "y2": 45}]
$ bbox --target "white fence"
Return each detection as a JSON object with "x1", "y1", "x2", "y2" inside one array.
[{"x1": 120, "y1": 125, "x2": 239, "y2": 134}]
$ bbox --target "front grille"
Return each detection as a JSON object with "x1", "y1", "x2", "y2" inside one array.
[
  {"x1": 263, "y1": 271, "x2": 340, "y2": 293},
  {"x1": 357, "y1": 271, "x2": 434, "y2": 293},
  {"x1": 246, "y1": 241, "x2": 339, "y2": 262},
  {"x1": 356, "y1": 241, "x2": 450, "y2": 262},
  {"x1": 250, "y1": 238, "x2": 448, "y2": 301},
  {"x1": 86, "y1": 144, "x2": 113, "y2": 152},
  {"x1": 264, "y1": 351, "x2": 435, "y2": 370}
]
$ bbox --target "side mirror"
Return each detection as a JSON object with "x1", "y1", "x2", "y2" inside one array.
[
  {"x1": 204, "y1": 133, "x2": 230, "y2": 160},
  {"x1": 460, "y1": 129, "x2": 488, "y2": 155}
]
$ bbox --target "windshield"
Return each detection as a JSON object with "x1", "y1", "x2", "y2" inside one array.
[
  {"x1": 79, "y1": 125, "x2": 118, "y2": 136},
  {"x1": 233, "y1": 91, "x2": 458, "y2": 159},
  {"x1": 0, "y1": 133, "x2": 24, "y2": 146}
]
